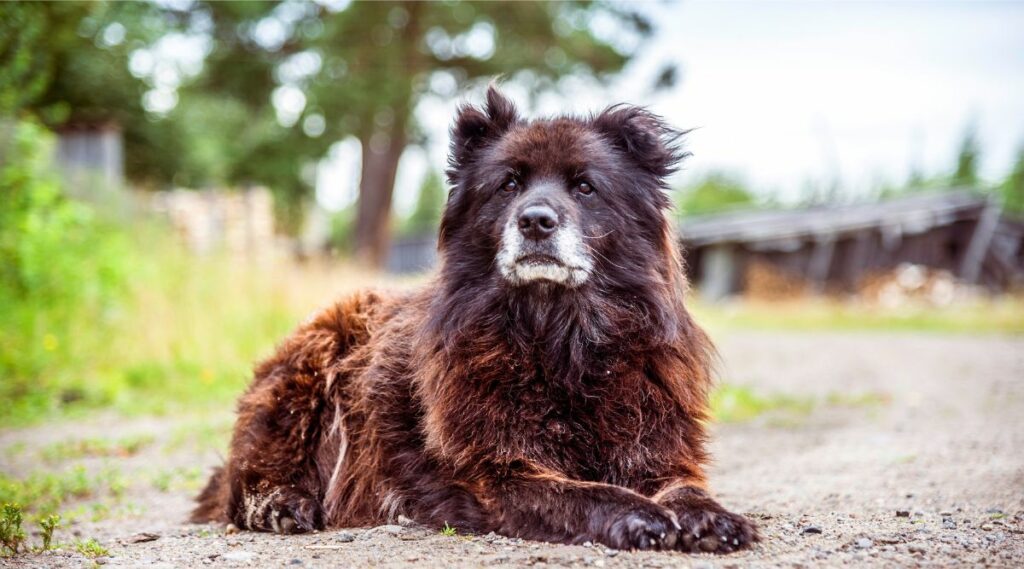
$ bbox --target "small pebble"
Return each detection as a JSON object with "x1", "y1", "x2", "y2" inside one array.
[
  {"x1": 222, "y1": 550, "x2": 255, "y2": 562},
  {"x1": 336, "y1": 531, "x2": 355, "y2": 543},
  {"x1": 855, "y1": 538, "x2": 873, "y2": 549},
  {"x1": 896, "y1": 510, "x2": 910, "y2": 518},
  {"x1": 801, "y1": 526, "x2": 823, "y2": 535}
]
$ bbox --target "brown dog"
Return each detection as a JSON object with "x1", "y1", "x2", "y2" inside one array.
[{"x1": 193, "y1": 87, "x2": 757, "y2": 553}]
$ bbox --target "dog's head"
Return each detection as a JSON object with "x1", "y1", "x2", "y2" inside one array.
[{"x1": 440, "y1": 86, "x2": 685, "y2": 296}]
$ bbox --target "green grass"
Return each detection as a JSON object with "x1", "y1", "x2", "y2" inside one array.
[
  {"x1": 40, "y1": 435, "x2": 154, "y2": 463},
  {"x1": 0, "y1": 464, "x2": 129, "y2": 521},
  {"x1": 73, "y1": 538, "x2": 108, "y2": 558},
  {"x1": 691, "y1": 297, "x2": 1024, "y2": 334},
  {"x1": 440, "y1": 522, "x2": 457, "y2": 537},
  {"x1": 710, "y1": 384, "x2": 890, "y2": 424},
  {"x1": 710, "y1": 385, "x2": 814, "y2": 423}
]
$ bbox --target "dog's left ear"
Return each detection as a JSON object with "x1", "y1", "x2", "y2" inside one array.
[
  {"x1": 592, "y1": 105, "x2": 686, "y2": 180},
  {"x1": 447, "y1": 85, "x2": 520, "y2": 180}
]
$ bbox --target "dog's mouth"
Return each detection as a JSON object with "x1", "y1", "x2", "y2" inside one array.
[{"x1": 516, "y1": 253, "x2": 564, "y2": 267}]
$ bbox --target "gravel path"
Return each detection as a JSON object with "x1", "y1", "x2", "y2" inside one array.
[{"x1": 2, "y1": 331, "x2": 1022, "y2": 567}]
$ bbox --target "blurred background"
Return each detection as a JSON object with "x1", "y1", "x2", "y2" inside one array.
[
  {"x1": 2, "y1": 3, "x2": 1024, "y2": 560},
  {"x1": 0, "y1": 1, "x2": 1023, "y2": 560}
]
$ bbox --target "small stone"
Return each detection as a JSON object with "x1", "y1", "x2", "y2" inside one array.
[
  {"x1": 125, "y1": 532, "x2": 161, "y2": 543},
  {"x1": 94, "y1": 557, "x2": 110, "y2": 565},
  {"x1": 896, "y1": 510, "x2": 910, "y2": 518},
  {"x1": 381, "y1": 524, "x2": 404, "y2": 535},
  {"x1": 222, "y1": 550, "x2": 255, "y2": 562},
  {"x1": 908, "y1": 543, "x2": 927, "y2": 554},
  {"x1": 604, "y1": 548, "x2": 618, "y2": 557},
  {"x1": 289, "y1": 559, "x2": 303, "y2": 565},
  {"x1": 224, "y1": 524, "x2": 240, "y2": 535},
  {"x1": 943, "y1": 519, "x2": 957, "y2": 530},
  {"x1": 801, "y1": 526, "x2": 823, "y2": 535},
  {"x1": 855, "y1": 538, "x2": 873, "y2": 549},
  {"x1": 336, "y1": 530, "x2": 356, "y2": 542}
]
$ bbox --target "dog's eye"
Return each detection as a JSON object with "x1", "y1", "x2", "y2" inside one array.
[
  {"x1": 502, "y1": 179, "x2": 518, "y2": 193},
  {"x1": 576, "y1": 181, "x2": 594, "y2": 196}
]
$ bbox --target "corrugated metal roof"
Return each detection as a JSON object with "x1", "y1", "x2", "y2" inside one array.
[{"x1": 679, "y1": 189, "x2": 988, "y2": 247}]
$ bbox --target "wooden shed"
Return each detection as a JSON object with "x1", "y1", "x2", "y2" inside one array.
[{"x1": 680, "y1": 190, "x2": 1024, "y2": 300}]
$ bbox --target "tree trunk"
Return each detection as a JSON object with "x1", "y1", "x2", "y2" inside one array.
[{"x1": 353, "y1": 120, "x2": 406, "y2": 268}]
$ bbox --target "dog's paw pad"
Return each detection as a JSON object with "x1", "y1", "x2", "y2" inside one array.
[
  {"x1": 606, "y1": 507, "x2": 679, "y2": 551},
  {"x1": 677, "y1": 509, "x2": 757, "y2": 554}
]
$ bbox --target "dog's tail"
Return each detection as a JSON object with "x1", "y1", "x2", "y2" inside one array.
[{"x1": 191, "y1": 465, "x2": 229, "y2": 523}]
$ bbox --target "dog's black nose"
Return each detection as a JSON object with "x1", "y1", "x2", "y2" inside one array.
[{"x1": 518, "y1": 205, "x2": 558, "y2": 240}]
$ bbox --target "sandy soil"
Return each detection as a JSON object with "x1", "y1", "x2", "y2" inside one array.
[{"x1": 2, "y1": 331, "x2": 1022, "y2": 568}]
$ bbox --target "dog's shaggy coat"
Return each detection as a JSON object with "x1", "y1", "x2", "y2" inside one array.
[{"x1": 193, "y1": 87, "x2": 757, "y2": 552}]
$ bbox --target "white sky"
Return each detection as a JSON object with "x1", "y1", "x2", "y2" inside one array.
[{"x1": 317, "y1": 1, "x2": 1024, "y2": 214}]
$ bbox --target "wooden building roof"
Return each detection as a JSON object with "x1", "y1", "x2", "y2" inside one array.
[{"x1": 679, "y1": 189, "x2": 989, "y2": 249}]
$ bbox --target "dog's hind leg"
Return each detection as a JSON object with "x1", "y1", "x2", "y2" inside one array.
[
  {"x1": 194, "y1": 293, "x2": 381, "y2": 533},
  {"x1": 223, "y1": 364, "x2": 330, "y2": 534}
]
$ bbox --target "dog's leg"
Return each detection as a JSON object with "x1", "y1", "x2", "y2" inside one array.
[
  {"x1": 478, "y1": 465, "x2": 681, "y2": 550},
  {"x1": 652, "y1": 481, "x2": 758, "y2": 553},
  {"x1": 222, "y1": 370, "x2": 328, "y2": 534}
]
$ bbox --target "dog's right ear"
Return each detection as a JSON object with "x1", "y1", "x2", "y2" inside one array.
[{"x1": 447, "y1": 85, "x2": 520, "y2": 179}]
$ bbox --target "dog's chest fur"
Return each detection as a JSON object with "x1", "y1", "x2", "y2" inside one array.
[{"x1": 421, "y1": 346, "x2": 676, "y2": 488}]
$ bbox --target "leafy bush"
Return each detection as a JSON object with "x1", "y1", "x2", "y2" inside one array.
[{"x1": 0, "y1": 120, "x2": 135, "y2": 424}]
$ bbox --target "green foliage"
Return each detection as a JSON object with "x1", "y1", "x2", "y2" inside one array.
[
  {"x1": 402, "y1": 171, "x2": 446, "y2": 237},
  {"x1": 40, "y1": 435, "x2": 154, "y2": 464},
  {"x1": 441, "y1": 522, "x2": 457, "y2": 537},
  {"x1": 74, "y1": 538, "x2": 108, "y2": 558},
  {"x1": 0, "y1": 503, "x2": 26, "y2": 556},
  {"x1": 1000, "y1": 145, "x2": 1024, "y2": 215},
  {"x1": 162, "y1": 1, "x2": 648, "y2": 236},
  {"x1": 38, "y1": 514, "x2": 59, "y2": 551},
  {"x1": 0, "y1": 121, "x2": 134, "y2": 424},
  {"x1": 952, "y1": 123, "x2": 980, "y2": 187},
  {"x1": 710, "y1": 385, "x2": 813, "y2": 424},
  {"x1": 0, "y1": 466, "x2": 95, "y2": 518},
  {"x1": 676, "y1": 172, "x2": 757, "y2": 216}
]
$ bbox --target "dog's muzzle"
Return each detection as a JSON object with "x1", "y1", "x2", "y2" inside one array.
[{"x1": 496, "y1": 204, "x2": 593, "y2": 287}]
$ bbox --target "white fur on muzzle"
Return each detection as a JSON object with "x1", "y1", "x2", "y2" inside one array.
[{"x1": 496, "y1": 216, "x2": 594, "y2": 287}]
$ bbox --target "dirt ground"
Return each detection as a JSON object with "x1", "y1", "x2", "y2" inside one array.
[{"x1": 2, "y1": 331, "x2": 1022, "y2": 568}]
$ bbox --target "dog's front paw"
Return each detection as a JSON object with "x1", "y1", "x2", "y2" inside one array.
[
  {"x1": 676, "y1": 507, "x2": 756, "y2": 554},
  {"x1": 238, "y1": 487, "x2": 322, "y2": 534},
  {"x1": 603, "y1": 505, "x2": 679, "y2": 551}
]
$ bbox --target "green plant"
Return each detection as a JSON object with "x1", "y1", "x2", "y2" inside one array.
[
  {"x1": 0, "y1": 120, "x2": 134, "y2": 425},
  {"x1": 74, "y1": 538, "x2": 108, "y2": 558},
  {"x1": 38, "y1": 514, "x2": 59, "y2": 551},
  {"x1": 440, "y1": 522, "x2": 457, "y2": 537},
  {"x1": 0, "y1": 503, "x2": 26, "y2": 556}
]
